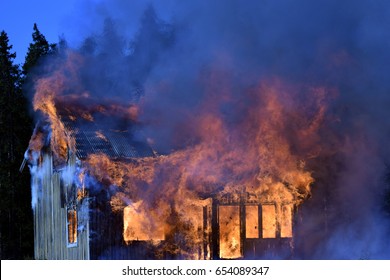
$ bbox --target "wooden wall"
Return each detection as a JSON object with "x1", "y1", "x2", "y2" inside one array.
[{"x1": 33, "y1": 153, "x2": 90, "y2": 260}]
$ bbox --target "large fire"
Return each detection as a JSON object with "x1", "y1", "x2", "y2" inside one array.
[{"x1": 27, "y1": 50, "x2": 331, "y2": 259}]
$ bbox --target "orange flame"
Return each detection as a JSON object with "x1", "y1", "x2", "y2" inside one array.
[{"x1": 29, "y1": 51, "x2": 333, "y2": 259}]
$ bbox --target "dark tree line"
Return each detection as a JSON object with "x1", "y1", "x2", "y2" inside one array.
[{"x1": 0, "y1": 24, "x2": 55, "y2": 259}]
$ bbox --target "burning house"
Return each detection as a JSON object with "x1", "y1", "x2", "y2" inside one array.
[
  {"x1": 23, "y1": 51, "x2": 322, "y2": 259},
  {"x1": 26, "y1": 111, "x2": 301, "y2": 260},
  {"x1": 15, "y1": 0, "x2": 390, "y2": 261}
]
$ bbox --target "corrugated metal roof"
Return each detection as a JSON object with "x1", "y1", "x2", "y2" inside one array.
[{"x1": 62, "y1": 116, "x2": 154, "y2": 160}]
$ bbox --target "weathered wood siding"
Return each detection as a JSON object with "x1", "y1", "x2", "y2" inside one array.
[{"x1": 33, "y1": 154, "x2": 90, "y2": 259}]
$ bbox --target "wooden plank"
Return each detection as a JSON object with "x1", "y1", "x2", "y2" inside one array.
[{"x1": 33, "y1": 153, "x2": 90, "y2": 259}]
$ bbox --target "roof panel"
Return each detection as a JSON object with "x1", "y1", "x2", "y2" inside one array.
[{"x1": 61, "y1": 116, "x2": 154, "y2": 160}]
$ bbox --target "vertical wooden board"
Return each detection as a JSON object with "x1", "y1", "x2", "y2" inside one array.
[
  {"x1": 53, "y1": 174, "x2": 61, "y2": 259},
  {"x1": 34, "y1": 197, "x2": 39, "y2": 259},
  {"x1": 245, "y1": 205, "x2": 259, "y2": 238},
  {"x1": 49, "y1": 172, "x2": 55, "y2": 259},
  {"x1": 83, "y1": 202, "x2": 90, "y2": 259},
  {"x1": 262, "y1": 204, "x2": 276, "y2": 238},
  {"x1": 43, "y1": 158, "x2": 49, "y2": 259},
  {"x1": 219, "y1": 205, "x2": 242, "y2": 259},
  {"x1": 280, "y1": 204, "x2": 293, "y2": 238}
]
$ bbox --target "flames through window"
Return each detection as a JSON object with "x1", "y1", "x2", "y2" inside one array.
[
  {"x1": 218, "y1": 202, "x2": 293, "y2": 259},
  {"x1": 67, "y1": 208, "x2": 78, "y2": 246}
]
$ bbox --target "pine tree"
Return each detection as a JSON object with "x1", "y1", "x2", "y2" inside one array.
[
  {"x1": 22, "y1": 23, "x2": 57, "y2": 77},
  {"x1": 0, "y1": 31, "x2": 33, "y2": 259}
]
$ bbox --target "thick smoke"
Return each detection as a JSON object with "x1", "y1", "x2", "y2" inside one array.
[{"x1": 34, "y1": 0, "x2": 390, "y2": 259}]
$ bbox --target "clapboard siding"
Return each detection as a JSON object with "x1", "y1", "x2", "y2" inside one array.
[{"x1": 33, "y1": 153, "x2": 89, "y2": 260}]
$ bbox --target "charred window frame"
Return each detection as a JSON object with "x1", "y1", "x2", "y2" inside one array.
[
  {"x1": 67, "y1": 207, "x2": 78, "y2": 247},
  {"x1": 260, "y1": 203, "x2": 293, "y2": 239}
]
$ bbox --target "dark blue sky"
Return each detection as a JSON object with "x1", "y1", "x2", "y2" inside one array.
[
  {"x1": 0, "y1": 0, "x2": 84, "y2": 64},
  {"x1": 0, "y1": 0, "x2": 171, "y2": 65}
]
